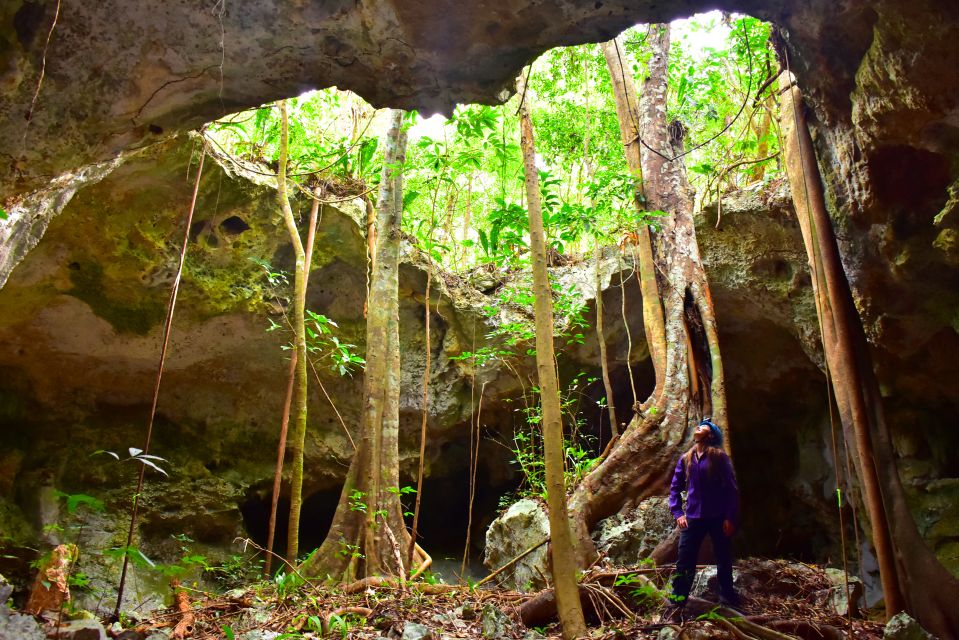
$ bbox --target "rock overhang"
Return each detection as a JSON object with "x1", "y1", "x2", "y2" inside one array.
[{"x1": 0, "y1": 0, "x2": 859, "y2": 203}]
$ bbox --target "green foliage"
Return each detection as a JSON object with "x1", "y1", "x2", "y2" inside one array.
[
  {"x1": 252, "y1": 257, "x2": 364, "y2": 376},
  {"x1": 615, "y1": 572, "x2": 666, "y2": 610},
  {"x1": 93, "y1": 447, "x2": 169, "y2": 476},
  {"x1": 104, "y1": 545, "x2": 156, "y2": 570},
  {"x1": 209, "y1": 90, "x2": 381, "y2": 185},
  {"x1": 208, "y1": 14, "x2": 775, "y2": 275},
  {"x1": 348, "y1": 490, "x2": 367, "y2": 513},
  {"x1": 53, "y1": 491, "x2": 104, "y2": 515},
  {"x1": 507, "y1": 372, "x2": 599, "y2": 498},
  {"x1": 304, "y1": 310, "x2": 364, "y2": 376},
  {"x1": 273, "y1": 569, "x2": 305, "y2": 599}
]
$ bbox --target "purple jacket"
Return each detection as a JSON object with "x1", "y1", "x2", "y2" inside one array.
[{"x1": 668, "y1": 448, "x2": 739, "y2": 523}]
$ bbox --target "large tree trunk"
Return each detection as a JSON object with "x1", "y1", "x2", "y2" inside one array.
[
  {"x1": 518, "y1": 72, "x2": 588, "y2": 640},
  {"x1": 302, "y1": 109, "x2": 424, "y2": 582},
  {"x1": 779, "y1": 72, "x2": 959, "y2": 638},
  {"x1": 569, "y1": 27, "x2": 729, "y2": 565}
]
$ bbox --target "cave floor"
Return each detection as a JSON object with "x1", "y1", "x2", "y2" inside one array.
[{"x1": 33, "y1": 557, "x2": 886, "y2": 639}]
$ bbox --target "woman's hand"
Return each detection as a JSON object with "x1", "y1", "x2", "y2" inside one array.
[
  {"x1": 723, "y1": 519, "x2": 735, "y2": 536},
  {"x1": 677, "y1": 515, "x2": 688, "y2": 529}
]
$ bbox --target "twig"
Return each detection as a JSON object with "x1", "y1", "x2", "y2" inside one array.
[
  {"x1": 307, "y1": 358, "x2": 355, "y2": 450},
  {"x1": 714, "y1": 152, "x2": 780, "y2": 229},
  {"x1": 23, "y1": 0, "x2": 62, "y2": 132},
  {"x1": 475, "y1": 537, "x2": 550, "y2": 588},
  {"x1": 265, "y1": 350, "x2": 297, "y2": 576},
  {"x1": 461, "y1": 381, "x2": 486, "y2": 576}
]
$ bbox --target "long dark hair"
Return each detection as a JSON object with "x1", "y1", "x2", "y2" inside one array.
[
  {"x1": 682, "y1": 445, "x2": 736, "y2": 488},
  {"x1": 682, "y1": 445, "x2": 730, "y2": 486}
]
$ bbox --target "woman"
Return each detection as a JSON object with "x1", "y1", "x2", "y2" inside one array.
[{"x1": 665, "y1": 418, "x2": 740, "y2": 615}]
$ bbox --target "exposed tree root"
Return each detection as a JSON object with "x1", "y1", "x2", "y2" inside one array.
[
  {"x1": 170, "y1": 579, "x2": 195, "y2": 639},
  {"x1": 319, "y1": 607, "x2": 373, "y2": 636}
]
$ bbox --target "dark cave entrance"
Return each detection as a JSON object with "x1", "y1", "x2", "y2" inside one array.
[
  {"x1": 240, "y1": 486, "x2": 342, "y2": 564},
  {"x1": 403, "y1": 437, "x2": 517, "y2": 581},
  {"x1": 239, "y1": 436, "x2": 516, "y2": 579}
]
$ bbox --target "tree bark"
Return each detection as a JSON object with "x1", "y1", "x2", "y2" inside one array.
[
  {"x1": 264, "y1": 349, "x2": 296, "y2": 575},
  {"x1": 266, "y1": 186, "x2": 321, "y2": 573},
  {"x1": 518, "y1": 71, "x2": 588, "y2": 640},
  {"x1": 408, "y1": 253, "x2": 432, "y2": 568},
  {"x1": 779, "y1": 72, "x2": 959, "y2": 637},
  {"x1": 569, "y1": 27, "x2": 729, "y2": 565},
  {"x1": 274, "y1": 100, "x2": 311, "y2": 564},
  {"x1": 302, "y1": 109, "x2": 424, "y2": 582}
]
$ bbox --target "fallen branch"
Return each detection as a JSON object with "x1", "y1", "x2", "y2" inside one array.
[
  {"x1": 745, "y1": 618, "x2": 844, "y2": 640},
  {"x1": 475, "y1": 537, "x2": 549, "y2": 588},
  {"x1": 170, "y1": 579, "x2": 195, "y2": 639},
  {"x1": 518, "y1": 585, "x2": 596, "y2": 628},
  {"x1": 718, "y1": 617, "x2": 762, "y2": 640}
]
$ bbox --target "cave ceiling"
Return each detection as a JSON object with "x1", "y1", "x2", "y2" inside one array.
[{"x1": 4, "y1": 0, "x2": 956, "y2": 204}]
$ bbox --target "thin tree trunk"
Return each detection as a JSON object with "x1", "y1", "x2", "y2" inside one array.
[
  {"x1": 569, "y1": 27, "x2": 729, "y2": 565},
  {"x1": 780, "y1": 72, "x2": 959, "y2": 637},
  {"x1": 303, "y1": 109, "x2": 424, "y2": 582},
  {"x1": 265, "y1": 350, "x2": 297, "y2": 575},
  {"x1": 275, "y1": 100, "x2": 310, "y2": 563},
  {"x1": 518, "y1": 71, "x2": 588, "y2": 640},
  {"x1": 750, "y1": 104, "x2": 772, "y2": 182},
  {"x1": 266, "y1": 188, "x2": 321, "y2": 574},
  {"x1": 619, "y1": 266, "x2": 638, "y2": 408},
  {"x1": 593, "y1": 242, "x2": 618, "y2": 437},
  {"x1": 408, "y1": 259, "x2": 431, "y2": 568},
  {"x1": 600, "y1": 38, "x2": 667, "y2": 398}
]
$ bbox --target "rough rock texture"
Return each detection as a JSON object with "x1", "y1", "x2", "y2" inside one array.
[
  {"x1": 0, "y1": 587, "x2": 44, "y2": 640},
  {"x1": 778, "y1": 0, "x2": 959, "y2": 588},
  {"x1": 0, "y1": 155, "x2": 125, "y2": 288},
  {"x1": 2, "y1": 0, "x2": 955, "y2": 210},
  {"x1": 697, "y1": 184, "x2": 846, "y2": 563},
  {"x1": 482, "y1": 499, "x2": 549, "y2": 592},
  {"x1": 0, "y1": 0, "x2": 746, "y2": 201},
  {"x1": 823, "y1": 567, "x2": 864, "y2": 617},
  {"x1": 1, "y1": 107, "x2": 958, "y2": 614},
  {"x1": 883, "y1": 612, "x2": 936, "y2": 640},
  {"x1": 1, "y1": 3, "x2": 956, "y2": 591},
  {"x1": 24, "y1": 543, "x2": 75, "y2": 614},
  {"x1": 592, "y1": 496, "x2": 674, "y2": 566}
]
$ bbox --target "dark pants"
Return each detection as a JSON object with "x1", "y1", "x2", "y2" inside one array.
[{"x1": 670, "y1": 516, "x2": 736, "y2": 604}]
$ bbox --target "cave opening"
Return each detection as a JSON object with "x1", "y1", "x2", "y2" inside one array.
[
  {"x1": 402, "y1": 425, "x2": 523, "y2": 581},
  {"x1": 240, "y1": 486, "x2": 342, "y2": 564}
]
